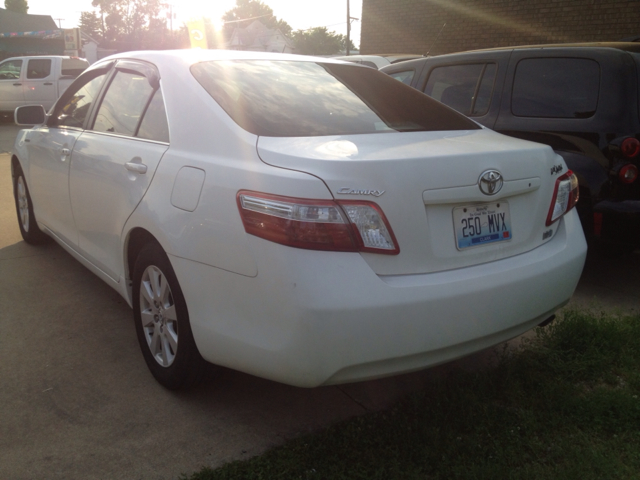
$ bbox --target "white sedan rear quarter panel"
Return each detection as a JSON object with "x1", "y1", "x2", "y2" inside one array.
[{"x1": 172, "y1": 211, "x2": 585, "y2": 387}]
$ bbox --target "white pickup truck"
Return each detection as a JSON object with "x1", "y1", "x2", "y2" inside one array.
[{"x1": 0, "y1": 55, "x2": 89, "y2": 118}]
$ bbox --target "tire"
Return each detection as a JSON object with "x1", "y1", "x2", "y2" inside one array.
[
  {"x1": 13, "y1": 165, "x2": 50, "y2": 245},
  {"x1": 132, "y1": 243, "x2": 206, "y2": 390}
]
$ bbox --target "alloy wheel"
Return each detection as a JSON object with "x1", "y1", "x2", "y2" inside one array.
[
  {"x1": 139, "y1": 265, "x2": 179, "y2": 367},
  {"x1": 17, "y1": 176, "x2": 29, "y2": 233}
]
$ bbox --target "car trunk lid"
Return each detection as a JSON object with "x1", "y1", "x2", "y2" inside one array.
[{"x1": 257, "y1": 129, "x2": 565, "y2": 275}]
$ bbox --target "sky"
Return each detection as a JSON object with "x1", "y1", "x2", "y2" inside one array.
[{"x1": 24, "y1": 0, "x2": 363, "y2": 48}]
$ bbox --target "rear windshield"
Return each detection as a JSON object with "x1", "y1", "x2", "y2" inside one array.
[{"x1": 191, "y1": 60, "x2": 479, "y2": 137}]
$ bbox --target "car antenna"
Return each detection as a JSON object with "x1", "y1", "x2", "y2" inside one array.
[{"x1": 426, "y1": 23, "x2": 446, "y2": 56}]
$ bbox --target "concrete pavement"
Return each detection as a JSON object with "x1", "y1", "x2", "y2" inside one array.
[{"x1": 1, "y1": 124, "x2": 638, "y2": 479}]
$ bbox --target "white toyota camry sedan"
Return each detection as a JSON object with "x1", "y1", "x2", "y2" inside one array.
[{"x1": 11, "y1": 50, "x2": 587, "y2": 390}]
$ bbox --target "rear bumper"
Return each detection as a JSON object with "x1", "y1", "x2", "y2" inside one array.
[{"x1": 170, "y1": 211, "x2": 587, "y2": 387}]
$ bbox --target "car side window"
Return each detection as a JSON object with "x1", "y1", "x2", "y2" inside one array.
[
  {"x1": 0, "y1": 60, "x2": 22, "y2": 79},
  {"x1": 424, "y1": 63, "x2": 496, "y2": 116},
  {"x1": 512, "y1": 58, "x2": 600, "y2": 118},
  {"x1": 54, "y1": 72, "x2": 109, "y2": 128},
  {"x1": 27, "y1": 59, "x2": 51, "y2": 79},
  {"x1": 389, "y1": 70, "x2": 415, "y2": 85},
  {"x1": 93, "y1": 71, "x2": 155, "y2": 136},
  {"x1": 136, "y1": 89, "x2": 170, "y2": 143}
]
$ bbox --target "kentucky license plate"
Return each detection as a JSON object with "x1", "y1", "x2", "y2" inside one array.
[{"x1": 453, "y1": 202, "x2": 512, "y2": 250}]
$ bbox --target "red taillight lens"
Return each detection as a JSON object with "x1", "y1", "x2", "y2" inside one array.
[
  {"x1": 621, "y1": 137, "x2": 640, "y2": 158},
  {"x1": 619, "y1": 163, "x2": 639, "y2": 184},
  {"x1": 546, "y1": 170, "x2": 579, "y2": 226},
  {"x1": 237, "y1": 191, "x2": 399, "y2": 254}
]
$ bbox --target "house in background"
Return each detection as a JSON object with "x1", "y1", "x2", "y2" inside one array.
[
  {"x1": 225, "y1": 20, "x2": 295, "y2": 53},
  {"x1": 81, "y1": 32, "x2": 116, "y2": 64},
  {"x1": 0, "y1": 8, "x2": 63, "y2": 59}
]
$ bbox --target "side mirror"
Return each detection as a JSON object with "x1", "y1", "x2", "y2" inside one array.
[{"x1": 15, "y1": 105, "x2": 46, "y2": 126}]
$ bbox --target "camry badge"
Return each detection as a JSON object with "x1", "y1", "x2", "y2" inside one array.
[
  {"x1": 337, "y1": 187, "x2": 385, "y2": 197},
  {"x1": 478, "y1": 170, "x2": 503, "y2": 195}
]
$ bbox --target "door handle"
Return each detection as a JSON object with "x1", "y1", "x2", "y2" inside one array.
[
  {"x1": 44, "y1": 82, "x2": 53, "y2": 86},
  {"x1": 125, "y1": 162, "x2": 147, "y2": 174},
  {"x1": 13, "y1": 83, "x2": 21, "y2": 86},
  {"x1": 59, "y1": 147, "x2": 71, "y2": 162}
]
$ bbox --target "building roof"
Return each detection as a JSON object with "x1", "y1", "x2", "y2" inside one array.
[{"x1": 0, "y1": 7, "x2": 57, "y2": 33}]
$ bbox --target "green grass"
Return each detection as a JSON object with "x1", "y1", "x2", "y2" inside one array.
[{"x1": 183, "y1": 310, "x2": 640, "y2": 480}]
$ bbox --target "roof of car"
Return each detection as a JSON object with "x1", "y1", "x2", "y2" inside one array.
[
  {"x1": 97, "y1": 49, "x2": 359, "y2": 68},
  {"x1": 381, "y1": 54, "x2": 427, "y2": 63},
  {"x1": 335, "y1": 54, "x2": 424, "y2": 62},
  {"x1": 458, "y1": 42, "x2": 640, "y2": 54}
]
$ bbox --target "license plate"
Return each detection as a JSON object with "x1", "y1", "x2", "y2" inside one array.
[{"x1": 453, "y1": 202, "x2": 512, "y2": 250}]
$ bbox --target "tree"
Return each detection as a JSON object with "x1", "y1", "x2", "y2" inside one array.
[
  {"x1": 4, "y1": 0, "x2": 28, "y2": 14},
  {"x1": 339, "y1": 33, "x2": 357, "y2": 54},
  {"x1": 223, "y1": 0, "x2": 292, "y2": 35},
  {"x1": 80, "y1": 1, "x2": 180, "y2": 51},
  {"x1": 91, "y1": 0, "x2": 163, "y2": 44},
  {"x1": 79, "y1": 11, "x2": 104, "y2": 41},
  {"x1": 292, "y1": 27, "x2": 355, "y2": 56}
]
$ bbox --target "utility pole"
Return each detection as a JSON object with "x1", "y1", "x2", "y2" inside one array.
[
  {"x1": 54, "y1": 18, "x2": 64, "y2": 28},
  {"x1": 346, "y1": 0, "x2": 350, "y2": 56},
  {"x1": 345, "y1": 0, "x2": 359, "y2": 56},
  {"x1": 161, "y1": 3, "x2": 174, "y2": 31}
]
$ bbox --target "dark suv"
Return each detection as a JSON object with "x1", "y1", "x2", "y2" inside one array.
[{"x1": 381, "y1": 43, "x2": 640, "y2": 251}]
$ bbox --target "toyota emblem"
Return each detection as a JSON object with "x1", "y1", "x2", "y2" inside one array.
[{"x1": 478, "y1": 170, "x2": 503, "y2": 195}]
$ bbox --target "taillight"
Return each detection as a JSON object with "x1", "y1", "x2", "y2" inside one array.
[
  {"x1": 338, "y1": 201, "x2": 399, "y2": 254},
  {"x1": 618, "y1": 163, "x2": 639, "y2": 184},
  {"x1": 237, "y1": 191, "x2": 399, "y2": 254},
  {"x1": 621, "y1": 137, "x2": 640, "y2": 159},
  {"x1": 546, "y1": 170, "x2": 579, "y2": 226}
]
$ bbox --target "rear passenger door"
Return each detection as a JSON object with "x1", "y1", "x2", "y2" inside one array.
[
  {"x1": 69, "y1": 59, "x2": 170, "y2": 281},
  {"x1": 23, "y1": 58, "x2": 57, "y2": 110},
  {"x1": 414, "y1": 51, "x2": 512, "y2": 129}
]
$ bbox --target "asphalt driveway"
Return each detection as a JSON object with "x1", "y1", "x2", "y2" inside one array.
[{"x1": 1, "y1": 124, "x2": 638, "y2": 479}]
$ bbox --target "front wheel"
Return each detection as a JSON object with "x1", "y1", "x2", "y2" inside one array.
[
  {"x1": 132, "y1": 243, "x2": 206, "y2": 390},
  {"x1": 13, "y1": 165, "x2": 49, "y2": 245}
]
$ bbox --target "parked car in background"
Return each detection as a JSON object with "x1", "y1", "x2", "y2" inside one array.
[
  {"x1": 12, "y1": 50, "x2": 586, "y2": 390},
  {"x1": 0, "y1": 55, "x2": 89, "y2": 119},
  {"x1": 334, "y1": 54, "x2": 424, "y2": 69},
  {"x1": 381, "y1": 43, "x2": 640, "y2": 251}
]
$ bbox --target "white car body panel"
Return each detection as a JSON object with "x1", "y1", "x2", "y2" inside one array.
[
  {"x1": 11, "y1": 49, "x2": 587, "y2": 388},
  {"x1": 69, "y1": 132, "x2": 168, "y2": 281},
  {"x1": 173, "y1": 211, "x2": 585, "y2": 387},
  {"x1": 22, "y1": 126, "x2": 82, "y2": 246},
  {"x1": 257, "y1": 131, "x2": 564, "y2": 275}
]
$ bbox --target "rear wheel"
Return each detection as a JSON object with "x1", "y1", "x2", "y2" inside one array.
[
  {"x1": 13, "y1": 165, "x2": 50, "y2": 245},
  {"x1": 132, "y1": 243, "x2": 206, "y2": 390}
]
